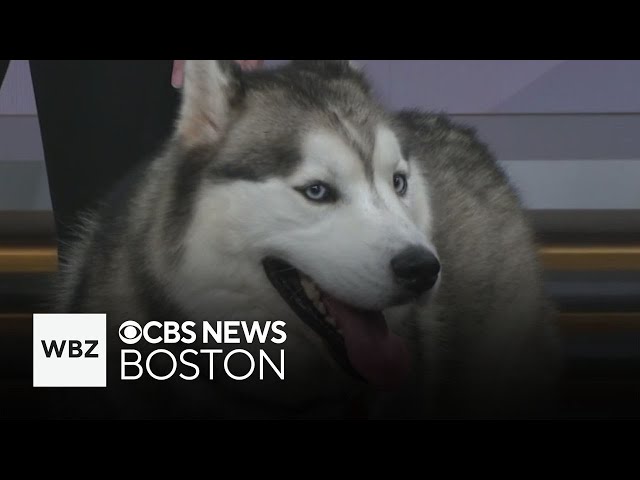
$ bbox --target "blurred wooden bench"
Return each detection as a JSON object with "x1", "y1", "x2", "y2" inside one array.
[
  {"x1": 2, "y1": 243, "x2": 640, "y2": 273},
  {"x1": 1, "y1": 243, "x2": 639, "y2": 331}
]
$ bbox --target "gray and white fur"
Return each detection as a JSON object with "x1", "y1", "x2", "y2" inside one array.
[{"x1": 54, "y1": 60, "x2": 562, "y2": 419}]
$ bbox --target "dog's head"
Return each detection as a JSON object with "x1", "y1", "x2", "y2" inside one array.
[{"x1": 170, "y1": 60, "x2": 439, "y2": 398}]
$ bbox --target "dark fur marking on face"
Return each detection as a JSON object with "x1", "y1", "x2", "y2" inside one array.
[
  {"x1": 208, "y1": 141, "x2": 301, "y2": 181},
  {"x1": 166, "y1": 61, "x2": 383, "y2": 253},
  {"x1": 326, "y1": 110, "x2": 375, "y2": 178},
  {"x1": 202, "y1": 62, "x2": 383, "y2": 188}
]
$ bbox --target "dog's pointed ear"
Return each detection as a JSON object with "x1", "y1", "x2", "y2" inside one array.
[{"x1": 176, "y1": 60, "x2": 244, "y2": 147}]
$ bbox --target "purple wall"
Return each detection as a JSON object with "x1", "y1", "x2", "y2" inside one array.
[
  {"x1": 4, "y1": 60, "x2": 640, "y2": 115},
  {"x1": 1, "y1": 60, "x2": 640, "y2": 211},
  {"x1": 266, "y1": 60, "x2": 640, "y2": 114},
  {"x1": 0, "y1": 60, "x2": 37, "y2": 115}
]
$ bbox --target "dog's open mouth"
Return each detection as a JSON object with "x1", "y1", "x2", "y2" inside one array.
[{"x1": 262, "y1": 257, "x2": 410, "y2": 390}]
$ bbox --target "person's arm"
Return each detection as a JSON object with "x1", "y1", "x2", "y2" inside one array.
[{"x1": 171, "y1": 60, "x2": 264, "y2": 88}]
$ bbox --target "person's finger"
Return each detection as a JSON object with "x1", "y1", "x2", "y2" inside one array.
[{"x1": 171, "y1": 60, "x2": 185, "y2": 88}]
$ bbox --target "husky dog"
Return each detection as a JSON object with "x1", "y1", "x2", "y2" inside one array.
[{"x1": 55, "y1": 60, "x2": 561, "y2": 419}]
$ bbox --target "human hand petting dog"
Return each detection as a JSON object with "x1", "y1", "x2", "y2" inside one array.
[{"x1": 171, "y1": 60, "x2": 264, "y2": 88}]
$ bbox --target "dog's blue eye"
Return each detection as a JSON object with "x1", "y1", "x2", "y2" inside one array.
[
  {"x1": 298, "y1": 182, "x2": 336, "y2": 203},
  {"x1": 393, "y1": 173, "x2": 408, "y2": 196},
  {"x1": 305, "y1": 184, "x2": 329, "y2": 201}
]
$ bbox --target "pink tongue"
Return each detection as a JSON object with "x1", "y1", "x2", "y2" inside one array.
[{"x1": 323, "y1": 296, "x2": 410, "y2": 390}]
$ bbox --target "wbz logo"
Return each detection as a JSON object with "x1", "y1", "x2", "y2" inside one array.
[
  {"x1": 41, "y1": 339, "x2": 99, "y2": 358},
  {"x1": 33, "y1": 314, "x2": 107, "y2": 387}
]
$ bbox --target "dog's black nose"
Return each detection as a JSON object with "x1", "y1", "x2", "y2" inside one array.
[{"x1": 391, "y1": 246, "x2": 440, "y2": 295}]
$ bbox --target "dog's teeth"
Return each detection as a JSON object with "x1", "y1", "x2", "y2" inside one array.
[
  {"x1": 300, "y1": 278, "x2": 339, "y2": 332},
  {"x1": 300, "y1": 278, "x2": 316, "y2": 298},
  {"x1": 301, "y1": 277, "x2": 320, "y2": 301}
]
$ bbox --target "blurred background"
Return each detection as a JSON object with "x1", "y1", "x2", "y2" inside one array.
[{"x1": 0, "y1": 60, "x2": 638, "y2": 417}]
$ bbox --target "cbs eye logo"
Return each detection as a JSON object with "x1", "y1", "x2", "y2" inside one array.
[{"x1": 119, "y1": 320, "x2": 142, "y2": 345}]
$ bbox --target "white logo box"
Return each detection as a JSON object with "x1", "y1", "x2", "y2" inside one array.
[{"x1": 33, "y1": 313, "x2": 107, "y2": 387}]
